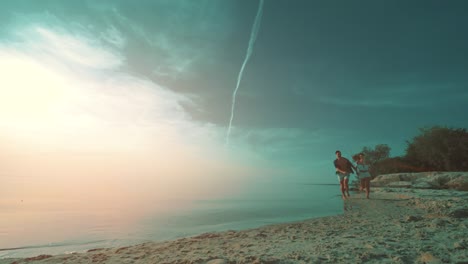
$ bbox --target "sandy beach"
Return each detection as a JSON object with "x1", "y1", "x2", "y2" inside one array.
[{"x1": 3, "y1": 175, "x2": 468, "y2": 264}]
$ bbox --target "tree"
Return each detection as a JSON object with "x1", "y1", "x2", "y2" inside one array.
[
  {"x1": 405, "y1": 126, "x2": 468, "y2": 171},
  {"x1": 353, "y1": 144, "x2": 391, "y2": 166},
  {"x1": 352, "y1": 126, "x2": 468, "y2": 177},
  {"x1": 372, "y1": 156, "x2": 422, "y2": 174},
  {"x1": 352, "y1": 144, "x2": 391, "y2": 178}
]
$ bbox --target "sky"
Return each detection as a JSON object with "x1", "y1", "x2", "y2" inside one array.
[{"x1": 1, "y1": 0, "x2": 468, "y2": 198}]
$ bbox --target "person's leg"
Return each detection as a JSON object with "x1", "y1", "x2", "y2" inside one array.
[
  {"x1": 344, "y1": 177, "x2": 350, "y2": 197},
  {"x1": 360, "y1": 179, "x2": 365, "y2": 197},
  {"x1": 339, "y1": 178, "x2": 346, "y2": 199},
  {"x1": 365, "y1": 178, "x2": 371, "y2": 198}
]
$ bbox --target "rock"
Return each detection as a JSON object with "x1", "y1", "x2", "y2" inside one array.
[
  {"x1": 263, "y1": 258, "x2": 281, "y2": 264},
  {"x1": 426, "y1": 174, "x2": 457, "y2": 188},
  {"x1": 414, "y1": 174, "x2": 446, "y2": 188},
  {"x1": 206, "y1": 259, "x2": 227, "y2": 264},
  {"x1": 430, "y1": 218, "x2": 447, "y2": 227},
  {"x1": 371, "y1": 172, "x2": 468, "y2": 190},
  {"x1": 194, "y1": 233, "x2": 221, "y2": 239},
  {"x1": 412, "y1": 181, "x2": 433, "y2": 189},
  {"x1": 445, "y1": 176, "x2": 468, "y2": 191},
  {"x1": 405, "y1": 215, "x2": 423, "y2": 222},
  {"x1": 453, "y1": 242, "x2": 466, "y2": 250},
  {"x1": 387, "y1": 181, "x2": 413, "y2": 188},
  {"x1": 448, "y1": 207, "x2": 468, "y2": 218},
  {"x1": 399, "y1": 173, "x2": 422, "y2": 182},
  {"x1": 371, "y1": 174, "x2": 402, "y2": 187},
  {"x1": 25, "y1": 255, "x2": 53, "y2": 261},
  {"x1": 417, "y1": 252, "x2": 442, "y2": 264},
  {"x1": 409, "y1": 174, "x2": 447, "y2": 188}
]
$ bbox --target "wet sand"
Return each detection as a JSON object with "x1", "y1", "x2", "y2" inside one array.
[{"x1": 2, "y1": 188, "x2": 468, "y2": 264}]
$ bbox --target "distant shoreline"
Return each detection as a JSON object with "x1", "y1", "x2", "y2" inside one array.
[{"x1": 300, "y1": 183, "x2": 340, "y2": 186}]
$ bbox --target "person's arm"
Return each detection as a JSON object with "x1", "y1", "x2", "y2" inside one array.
[
  {"x1": 347, "y1": 159, "x2": 355, "y2": 174},
  {"x1": 351, "y1": 160, "x2": 357, "y2": 171},
  {"x1": 336, "y1": 168, "x2": 346, "y2": 174}
]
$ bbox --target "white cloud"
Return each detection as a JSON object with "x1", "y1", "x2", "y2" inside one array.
[
  {"x1": 0, "y1": 22, "x2": 269, "y2": 205},
  {"x1": 109, "y1": 3, "x2": 233, "y2": 80},
  {"x1": 0, "y1": 23, "x2": 206, "y2": 150},
  {"x1": 101, "y1": 25, "x2": 127, "y2": 48},
  {"x1": 35, "y1": 26, "x2": 124, "y2": 69}
]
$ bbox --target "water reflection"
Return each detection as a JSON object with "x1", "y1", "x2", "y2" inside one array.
[{"x1": 1, "y1": 180, "x2": 343, "y2": 257}]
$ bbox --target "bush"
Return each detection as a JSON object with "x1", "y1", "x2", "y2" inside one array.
[
  {"x1": 354, "y1": 126, "x2": 468, "y2": 177},
  {"x1": 405, "y1": 126, "x2": 468, "y2": 171},
  {"x1": 372, "y1": 157, "x2": 423, "y2": 175},
  {"x1": 353, "y1": 144, "x2": 391, "y2": 177}
]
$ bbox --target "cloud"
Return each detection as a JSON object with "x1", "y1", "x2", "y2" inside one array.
[
  {"x1": 0, "y1": 20, "x2": 266, "y2": 208},
  {"x1": 110, "y1": 8, "x2": 195, "y2": 79},
  {"x1": 101, "y1": 25, "x2": 127, "y2": 48},
  {"x1": 0, "y1": 22, "x2": 207, "y2": 149},
  {"x1": 5, "y1": 22, "x2": 124, "y2": 71},
  {"x1": 108, "y1": 2, "x2": 235, "y2": 80},
  {"x1": 36, "y1": 27, "x2": 123, "y2": 69}
]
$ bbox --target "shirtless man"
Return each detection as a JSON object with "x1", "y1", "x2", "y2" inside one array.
[{"x1": 334, "y1": 150, "x2": 356, "y2": 199}]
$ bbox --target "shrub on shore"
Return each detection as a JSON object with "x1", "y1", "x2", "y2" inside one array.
[
  {"x1": 405, "y1": 126, "x2": 468, "y2": 171},
  {"x1": 354, "y1": 126, "x2": 468, "y2": 178}
]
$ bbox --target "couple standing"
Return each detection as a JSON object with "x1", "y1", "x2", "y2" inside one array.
[{"x1": 333, "y1": 150, "x2": 371, "y2": 199}]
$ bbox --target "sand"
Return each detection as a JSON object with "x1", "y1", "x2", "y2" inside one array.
[{"x1": 2, "y1": 187, "x2": 467, "y2": 264}]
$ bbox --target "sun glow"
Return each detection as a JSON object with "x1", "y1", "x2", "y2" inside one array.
[
  {"x1": 0, "y1": 24, "x2": 255, "y2": 208},
  {"x1": 0, "y1": 52, "x2": 70, "y2": 129},
  {"x1": 0, "y1": 33, "x2": 159, "y2": 150}
]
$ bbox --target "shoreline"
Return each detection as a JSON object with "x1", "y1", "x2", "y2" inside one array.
[{"x1": 3, "y1": 186, "x2": 467, "y2": 264}]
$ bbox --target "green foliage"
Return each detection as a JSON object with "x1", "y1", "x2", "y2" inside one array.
[
  {"x1": 353, "y1": 126, "x2": 468, "y2": 177},
  {"x1": 362, "y1": 144, "x2": 391, "y2": 165},
  {"x1": 372, "y1": 156, "x2": 423, "y2": 175},
  {"x1": 405, "y1": 126, "x2": 468, "y2": 171},
  {"x1": 352, "y1": 144, "x2": 390, "y2": 163},
  {"x1": 352, "y1": 144, "x2": 391, "y2": 177}
]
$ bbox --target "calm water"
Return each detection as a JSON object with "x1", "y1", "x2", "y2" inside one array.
[{"x1": 0, "y1": 181, "x2": 343, "y2": 258}]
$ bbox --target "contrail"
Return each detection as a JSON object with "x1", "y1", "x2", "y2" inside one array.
[{"x1": 226, "y1": 0, "x2": 264, "y2": 146}]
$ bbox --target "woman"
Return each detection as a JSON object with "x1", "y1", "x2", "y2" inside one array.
[{"x1": 356, "y1": 154, "x2": 371, "y2": 199}]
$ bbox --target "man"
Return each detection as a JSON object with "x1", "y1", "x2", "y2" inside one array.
[{"x1": 334, "y1": 150, "x2": 356, "y2": 199}]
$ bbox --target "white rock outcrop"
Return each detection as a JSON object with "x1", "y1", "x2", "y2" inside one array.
[{"x1": 371, "y1": 172, "x2": 468, "y2": 191}]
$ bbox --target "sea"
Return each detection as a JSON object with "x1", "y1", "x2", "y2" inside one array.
[{"x1": 0, "y1": 181, "x2": 344, "y2": 258}]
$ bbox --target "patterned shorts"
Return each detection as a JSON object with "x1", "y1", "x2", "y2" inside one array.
[{"x1": 337, "y1": 173, "x2": 350, "y2": 181}]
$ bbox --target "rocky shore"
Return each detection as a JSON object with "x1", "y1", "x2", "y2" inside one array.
[
  {"x1": 371, "y1": 171, "x2": 468, "y2": 191},
  {"x1": 2, "y1": 173, "x2": 467, "y2": 264}
]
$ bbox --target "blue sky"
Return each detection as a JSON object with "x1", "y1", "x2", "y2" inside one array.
[{"x1": 1, "y1": 0, "x2": 467, "y2": 190}]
